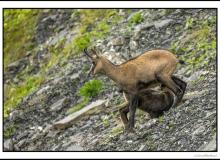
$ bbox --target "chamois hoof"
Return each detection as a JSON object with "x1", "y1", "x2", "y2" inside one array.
[{"x1": 125, "y1": 126, "x2": 135, "y2": 133}]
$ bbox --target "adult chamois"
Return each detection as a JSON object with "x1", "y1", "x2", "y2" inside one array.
[
  {"x1": 119, "y1": 76, "x2": 187, "y2": 131},
  {"x1": 84, "y1": 47, "x2": 185, "y2": 131}
]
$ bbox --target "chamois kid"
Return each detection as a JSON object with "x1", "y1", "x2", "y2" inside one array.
[{"x1": 119, "y1": 76, "x2": 187, "y2": 131}]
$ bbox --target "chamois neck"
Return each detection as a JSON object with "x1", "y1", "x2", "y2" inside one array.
[{"x1": 102, "y1": 58, "x2": 121, "y2": 83}]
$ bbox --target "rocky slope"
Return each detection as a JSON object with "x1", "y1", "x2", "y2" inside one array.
[{"x1": 3, "y1": 9, "x2": 216, "y2": 151}]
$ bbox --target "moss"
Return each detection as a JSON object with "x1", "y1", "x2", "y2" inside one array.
[
  {"x1": 4, "y1": 75, "x2": 45, "y2": 118},
  {"x1": 170, "y1": 15, "x2": 216, "y2": 71},
  {"x1": 101, "y1": 115, "x2": 110, "y2": 128},
  {"x1": 4, "y1": 9, "x2": 41, "y2": 69},
  {"x1": 4, "y1": 124, "x2": 17, "y2": 139},
  {"x1": 129, "y1": 12, "x2": 144, "y2": 25},
  {"x1": 64, "y1": 9, "x2": 123, "y2": 55}
]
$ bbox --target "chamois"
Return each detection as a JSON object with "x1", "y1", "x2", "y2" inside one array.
[
  {"x1": 119, "y1": 76, "x2": 187, "y2": 131},
  {"x1": 84, "y1": 48, "x2": 184, "y2": 131}
]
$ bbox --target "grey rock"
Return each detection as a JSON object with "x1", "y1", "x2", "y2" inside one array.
[
  {"x1": 50, "y1": 98, "x2": 67, "y2": 112},
  {"x1": 192, "y1": 126, "x2": 206, "y2": 137},
  {"x1": 154, "y1": 19, "x2": 173, "y2": 29},
  {"x1": 16, "y1": 139, "x2": 26, "y2": 148},
  {"x1": 70, "y1": 73, "x2": 80, "y2": 80},
  {"x1": 66, "y1": 145, "x2": 83, "y2": 151},
  {"x1": 187, "y1": 70, "x2": 209, "y2": 82},
  {"x1": 36, "y1": 85, "x2": 50, "y2": 95},
  {"x1": 4, "y1": 139, "x2": 14, "y2": 151},
  {"x1": 9, "y1": 110, "x2": 22, "y2": 121},
  {"x1": 111, "y1": 37, "x2": 125, "y2": 46},
  {"x1": 53, "y1": 99, "x2": 106, "y2": 129},
  {"x1": 129, "y1": 40, "x2": 138, "y2": 51},
  {"x1": 197, "y1": 134, "x2": 216, "y2": 151}
]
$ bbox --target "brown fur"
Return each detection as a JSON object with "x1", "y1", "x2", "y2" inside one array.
[
  {"x1": 119, "y1": 76, "x2": 187, "y2": 131},
  {"x1": 84, "y1": 48, "x2": 184, "y2": 131},
  {"x1": 85, "y1": 49, "x2": 181, "y2": 94}
]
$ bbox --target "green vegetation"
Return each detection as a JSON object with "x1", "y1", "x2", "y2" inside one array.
[
  {"x1": 79, "y1": 79, "x2": 103, "y2": 98},
  {"x1": 63, "y1": 9, "x2": 123, "y2": 55},
  {"x1": 67, "y1": 79, "x2": 103, "y2": 114},
  {"x1": 129, "y1": 12, "x2": 144, "y2": 25},
  {"x1": 100, "y1": 125, "x2": 124, "y2": 145},
  {"x1": 4, "y1": 124, "x2": 17, "y2": 139},
  {"x1": 159, "y1": 115, "x2": 164, "y2": 123},
  {"x1": 170, "y1": 15, "x2": 216, "y2": 71},
  {"x1": 4, "y1": 75, "x2": 45, "y2": 118},
  {"x1": 4, "y1": 9, "x2": 41, "y2": 68},
  {"x1": 101, "y1": 115, "x2": 110, "y2": 128}
]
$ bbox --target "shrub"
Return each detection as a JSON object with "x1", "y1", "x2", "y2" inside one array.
[
  {"x1": 129, "y1": 12, "x2": 144, "y2": 25},
  {"x1": 78, "y1": 79, "x2": 103, "y2": 99}
]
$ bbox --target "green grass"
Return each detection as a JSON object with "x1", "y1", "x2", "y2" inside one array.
[
  {"x1": 63, "y1": 9, "x2": 123, "y2": 55},
  {"x1": 4, "y1": 75, "x2": 45, "y2": 118},
  {"x1": 67, "y1": 79, "x2": 103, "y2": 114},
  {"x1": 129, "y1": 12, "x2": 144, "y2": 25},
  {"x1": 101, "y1": 115, "x2": 110, "y2": 128},
  {"x1": 78, "y1": 79, "x2": 103, "y2": 99},
  {"x1": 4, "y1": 124, "x2": 17, "y2": 139},
  {"x1": 170, "y1": 15, "x2": 216, "y2": 71},
  {"x1": 4, "y1": 9, "x2": 41, "y2": 69}
]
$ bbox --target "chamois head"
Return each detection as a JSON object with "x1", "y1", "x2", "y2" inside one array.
[{"x1": 84, "y1": 48, "x2": 106, "y2": 76}]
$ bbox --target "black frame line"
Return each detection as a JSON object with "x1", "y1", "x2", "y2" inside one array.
[{"x1": 2, "y1": 8, "x2": 218, "y2": 153}]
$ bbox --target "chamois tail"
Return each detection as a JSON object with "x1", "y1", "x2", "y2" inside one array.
[{"x1": 178, "y1": 59, "x2": 185, "y2": 65}]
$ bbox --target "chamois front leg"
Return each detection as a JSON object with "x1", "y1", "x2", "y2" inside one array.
[{"x1": 128, "y1": 95, "x2": 138, "y2": 132}]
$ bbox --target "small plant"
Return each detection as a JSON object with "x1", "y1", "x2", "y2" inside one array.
[
  {"x1": 129, "y1": 12, "x2": 144, "y2": 25},
  {"x1": 185, "y1": 17, "x2": 194, "y2": 29},
  {"x1": 159, "y1": 116, "x2": 164, "y2": 123},
  {"x1": 4, "y1": 75, "x2": 45, "y2": 118},
  {"x1": 67, "y1": 79, "x2": 103, "y2": 114},
  {"x1": 78, "y1": 79, "x2": 103, "y2": 99},
  {"x1": 101, "y1": 115, "x2": 110, "y2": 128},
  {"x1": 4, "y1": 124, "x2": 17, "y2": 139}
]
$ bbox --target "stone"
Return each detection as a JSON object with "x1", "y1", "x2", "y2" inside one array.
[
  {"x1": 192, "y1": 126, "x2": 206, "y2": 137},
  {"x1": 4, "y1": 139, "x2": 14, "y2": 151},
  {"x1": 197, "y1": 134, "x2": 216, "y2": 151},
  {"x1": 129, "y1": 40, "x2": 138, "y2": 51},
  {"x1": 70, "y1": 73, "x2": 80, "y2": 80},
  {"x1": 183, "y1": 90, "x2": 208, "y2": 100},
  {"x1": 154, "y1": 19, "x2": 173, "y2": 29},
  {"x1": 50, "y1": 98, "x2": 67, "y2": 112},
  {"x1": 53, "y1": 99, "x2": 106, "y2": 129},
  {"x1": 139, "y1": 144, "x2": 146, "y2": 151},
  {"x1": 111, "y1": 37, "x2": 125, "y2": 46},
  {"x1": 36, "y1": 85, "x2": 50, "y2": 95},
  {"x1": 9, "y1": 110, "x2": 22, "y2": 121},
  {"x1": 187, "y1": 70, "x2": 209, "y2": 82},
  {"x1": 66, "y1": 145, "x2": 83, "y2": 151}
]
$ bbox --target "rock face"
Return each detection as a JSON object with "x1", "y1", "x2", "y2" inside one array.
[
  {"x1": 53, "y1": 100, "x2": 106, "y2": 129},
  {"x1": 3, "y1": 9, "x2": 216, "y2": 151}
]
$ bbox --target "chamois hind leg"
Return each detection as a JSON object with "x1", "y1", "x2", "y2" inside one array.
[
  {"x1": 171, "y1": 76, "x2": 187, "y2": 103},
  {"x1": 156, "y1": 74, "x2": 181, "y2": 94},
  {"x1": 119, "y1": 104, "x2": 129, "y2": 130},
  {"x1": 118, "y1": 92, "x2": 130, "y2": 130},
  {"x1": 156, "y1": 74, "x2": 181, "y2": 108}
]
